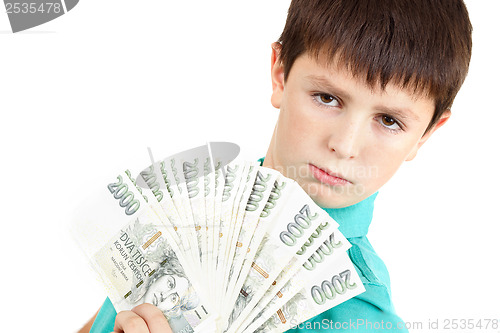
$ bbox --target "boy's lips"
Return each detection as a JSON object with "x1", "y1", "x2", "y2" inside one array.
[{"x1": 309, "y1": 164, "x2": 352, "y2": 186}]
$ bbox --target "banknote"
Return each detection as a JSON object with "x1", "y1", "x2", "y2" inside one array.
[
  {"x1": 245, "y1": 252, "x2": 364, "y2": 333},
  {"x1": 240, "y1": 229, "x2": 353, "y2": 332},
  {"x1": 209, "y1": 158, "x2": 226, "y2": 304},
  {"x1": 72, "y1": 171, "x2": 213, "y2": 333},
  {"x1": 169, "y1": 156, "x2": 204, "y2": 275},
  {"x1": 202, "y1": 153, "x2": 216, "y2": 296},
  {"x1": 176, "y1": 147, "x2": 211, "y2": 280},
  {"x1": 215, "y1": 160, "x2": 247, "y2": 309},
  {"x1": 133, "y1": 164, "x2": 194, "y2": 272},
  {"x1": 160, "y1": 157, "x2": 201, "y2": 274},
  {"x1": 236, "y1": 221, "x2": 349, "y2": 331},
  {"x1": 220, "y1": 162, "x2": 259, "y2": 300},
  {"x1": 222, "y1": 167, "x2": 282, "y2": 319}
]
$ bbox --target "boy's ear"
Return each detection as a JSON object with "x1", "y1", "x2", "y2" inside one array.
[
  {"x1": 406, "y1": 110, "x2": 452, "y2": 161},
  {"x1": 271, "y1": 42, "x2": 285, "y2": 109}
]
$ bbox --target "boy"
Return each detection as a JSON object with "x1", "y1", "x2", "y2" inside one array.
[{"x1": 80, "y1": 0, "x2": 472, "y2": 332}]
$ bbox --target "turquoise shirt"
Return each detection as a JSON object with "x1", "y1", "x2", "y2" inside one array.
[
  {"x1": 91, "y1": 297, "x2": 116, "y2": 333},
  {"x1": 90, "y1": 159, "x2": 407, "y2": 333}
]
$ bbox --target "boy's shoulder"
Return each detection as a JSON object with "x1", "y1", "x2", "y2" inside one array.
[
  {"x1": 348, "y1": 236, "x2": 394, "y2": 311},
  {"x1": 347, "y1": 230, "x2": 391, "y2": 285}
]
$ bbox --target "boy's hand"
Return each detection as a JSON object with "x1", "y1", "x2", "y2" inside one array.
[{"x1": 113, "y1": 303, "x2": 173, "y2": 333}]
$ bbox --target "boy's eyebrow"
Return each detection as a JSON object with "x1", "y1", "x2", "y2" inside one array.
[
  {"x1": 305, "y1": 75, "x2": 353, "y2": 100},
  {"x1": 374, "y1": 106, "x2": 420, "y2": 122},
  {"x1": 305, "y1": 74, "x2": 420, "y2": 121}
]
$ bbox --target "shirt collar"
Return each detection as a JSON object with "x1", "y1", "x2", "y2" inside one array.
[
  {"x1": 258, "y1": 157, "x2": 376, "y2": 238},
  {"x1": 321, "y1": 192, "x2": 378, "y2": 238}
]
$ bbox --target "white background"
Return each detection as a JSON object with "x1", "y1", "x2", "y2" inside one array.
[{"x1": 0, "y1": 1, "x2": 498, "y2": 332}]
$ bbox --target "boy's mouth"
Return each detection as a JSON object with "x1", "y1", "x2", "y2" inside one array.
[{"x1": 309, "y1": 164, "x2": 351, "y2": 186}]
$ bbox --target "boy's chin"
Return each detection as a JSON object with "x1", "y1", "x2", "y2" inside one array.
[{"x1": 299, "y1": 182, "x2": 369, "y2": 209}]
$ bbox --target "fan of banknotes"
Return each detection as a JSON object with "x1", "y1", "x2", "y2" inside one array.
[{"x1": 72, "y1": 143, "x2": 365, "y2": 333}]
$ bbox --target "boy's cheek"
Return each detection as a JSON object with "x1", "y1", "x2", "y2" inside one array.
[{"x1": 278, "y1": 108, "x2": 311, "y2": 151}]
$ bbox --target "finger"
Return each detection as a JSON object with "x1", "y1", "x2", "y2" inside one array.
[
  {"x1": 132, "y1": 303, "x2": 173, "y2": 333},
  {"x1": 113, "y1": 310, "x2": 150, "y2": 333}
]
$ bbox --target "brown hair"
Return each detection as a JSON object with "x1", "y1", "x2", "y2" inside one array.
[{"x1": 277, "y1": 0, "x2": 472, "y2": 133}]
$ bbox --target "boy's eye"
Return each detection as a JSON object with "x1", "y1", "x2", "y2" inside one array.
[
  {"x1": 320, "y1": 94, "x2": 334, "y2": 103},
  {"x1": 313, "y1": 93, "x2": 340, "y2": 107},
  {"x1": 378, "y1": 115, "x2": 403, "y2": 132},
  {"x1": 382, "y1": 116, "x2": 396, "y2": 126}
]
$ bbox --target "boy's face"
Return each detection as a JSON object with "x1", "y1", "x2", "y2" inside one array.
[{"x1": 263, "y1": 46, "x2": 450, "y2": 209}]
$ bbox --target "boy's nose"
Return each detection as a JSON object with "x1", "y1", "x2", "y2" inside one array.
[{"x1": 327, "y1": 117, "x2": 364, "y2": 159}]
